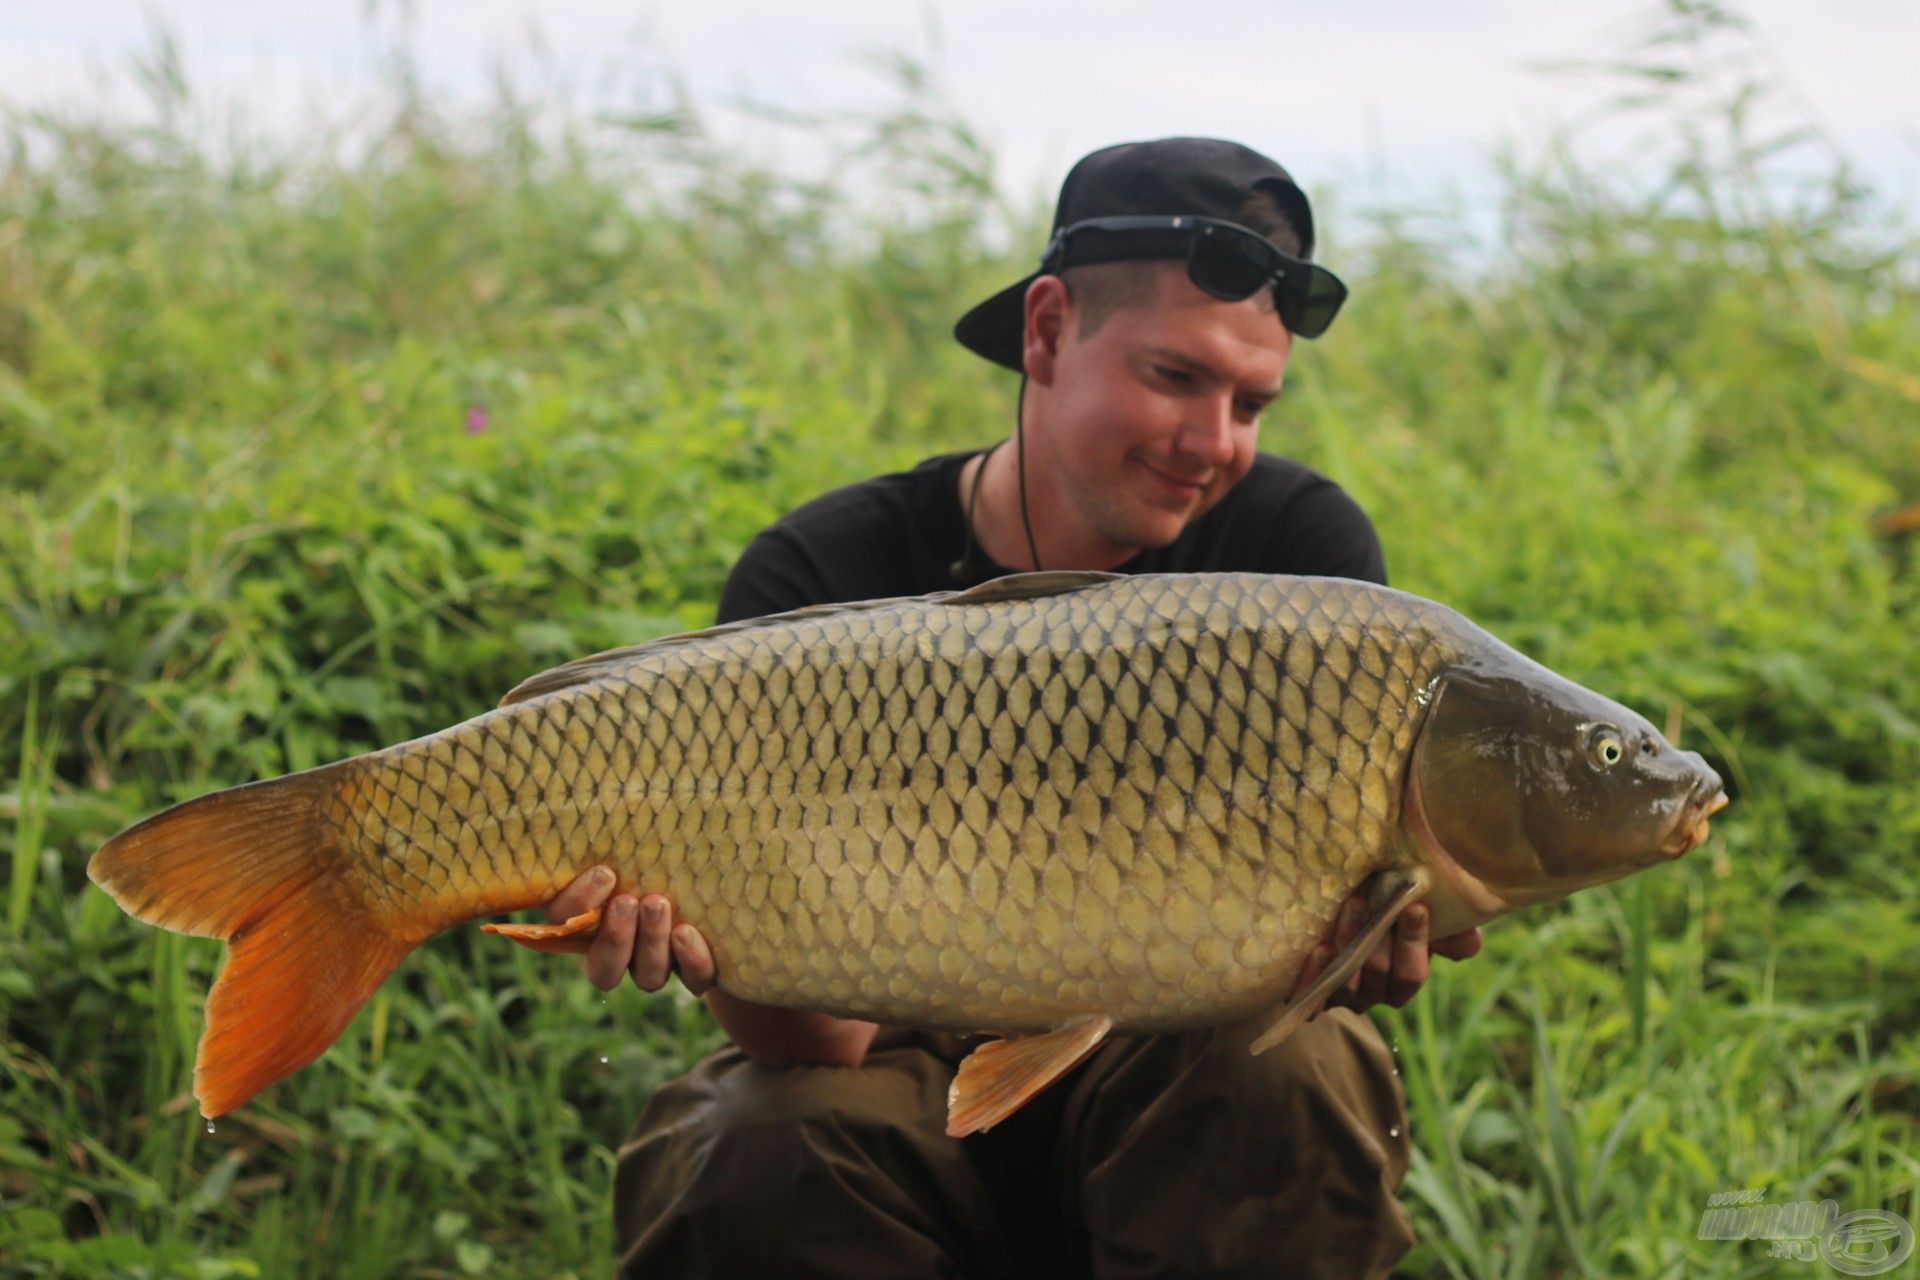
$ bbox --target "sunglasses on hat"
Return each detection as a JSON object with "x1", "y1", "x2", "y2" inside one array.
[{"x1": 1040, "y1": 215, "x2": 1348, "y2": 339}]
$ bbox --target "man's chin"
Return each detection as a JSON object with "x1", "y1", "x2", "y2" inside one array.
[
  {"x1": 1080, "y1": 484, "x2": 1219, "y2": 559},
  {"x1": 1137, "y1": 484, "x2": 1226, "y2": 539},
  {"x1": 1101, "y1": 508, "x2": 1193, "y2": 554}
]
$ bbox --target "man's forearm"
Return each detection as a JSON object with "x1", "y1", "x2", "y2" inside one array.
[{"x1": 703, "y1": 989, "x2": 879, "y2": 1067}]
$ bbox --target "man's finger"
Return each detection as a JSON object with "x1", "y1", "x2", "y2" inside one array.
[
  {"x1": 1336, "y1": 895, "x2": 1367, "y2": 997},
  {"x1": 547, "y1": 865, "x2": 616, "y2": 924},
  {"x1": 1334, "y1": 893, "x2": 1366, "y2": 950},
  {"x1": 1353, "y1": 935, "x2": 1392, "y2": 1007},
  {"x1": 1387, "y1": 904, "x2": 1431, "y2": 1007},
  {"x1": 1290, "y1": 943, "x2": 1330, "y2": 1001},
  {"x1": 586, "y1": 895, "x2": 638, "y2": 991},
  {"x1": 1286, "y1": 944, "x2": 1335, "y2": 1023},
  {"x1": 671, "y1": 925, "x2": 717, "y2": 996},
  {"x1": 1432, "y1": 927, "x2": 1484, "y2": 962},
  {"x1": 630, "y1": 896, "x2": 674, "y2": 992}
]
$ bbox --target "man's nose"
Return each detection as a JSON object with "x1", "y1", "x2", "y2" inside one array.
[{"x1": 1176, "y1": 397, "x2": 1237, "y2": 466}]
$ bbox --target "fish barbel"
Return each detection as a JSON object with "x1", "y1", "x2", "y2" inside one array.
[{"x1": 89, "y1": 571, "x2": 1728, "y2": 1131}]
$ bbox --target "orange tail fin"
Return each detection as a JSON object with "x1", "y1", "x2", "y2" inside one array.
[{"x1": 88, "y1": 762, "x2": 413, "y2": 1117}]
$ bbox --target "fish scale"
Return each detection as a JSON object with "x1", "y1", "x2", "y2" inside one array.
[{"x1": 316, "y1": 573, "x2": 1451, "y2": 1033}]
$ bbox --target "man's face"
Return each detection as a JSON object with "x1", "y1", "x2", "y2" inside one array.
[{"x1": 1032, "y1": 261, "x2": 1292, "y2": 555}]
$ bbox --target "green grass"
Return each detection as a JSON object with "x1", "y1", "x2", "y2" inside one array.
[{"x1": 3, "y1": 19, "x2": 1917, "y2": 1279}]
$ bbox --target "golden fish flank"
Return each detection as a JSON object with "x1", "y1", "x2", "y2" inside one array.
[
  {"x1": 87, "y1": 570, "x2": 1729, "y2": 1129},
  {"x1": 325, "y1": 574, "x2": 1431, "y2": 1028}
]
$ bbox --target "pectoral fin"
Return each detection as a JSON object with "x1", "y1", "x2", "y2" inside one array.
[
  {"x1": 947, "y1": 1014, "x2": 1113, "y2": 1138},
  {"x1": 1248, "y1": 868, "x2": 1431, "y2": 1056},
  {"x1": 481, "y1": 908, "x2": 602, "y2": 955}
]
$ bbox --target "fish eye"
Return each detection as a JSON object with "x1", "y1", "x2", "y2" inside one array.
[{"x1": 1587, "y1": 727, "x2": 1626, "y2": 769}]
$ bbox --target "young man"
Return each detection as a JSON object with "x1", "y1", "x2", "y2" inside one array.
[{"x1": 550, "y1": 137, "x2": 1481, "y2": 1277}]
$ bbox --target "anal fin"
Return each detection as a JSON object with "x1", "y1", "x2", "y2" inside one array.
[
  {"x1": 481, "y1": 908, "x2": 602, "y2": 955},
  {"x1": 946, "y1": 1013, "x2": 1112, "y2": 1138},
  {"x1": 1248, "y1": 868, "x2": 1430, "y2": 1056}
]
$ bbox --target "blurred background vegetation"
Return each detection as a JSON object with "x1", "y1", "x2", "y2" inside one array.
[{"x1": 1, "y1": 6, "x2": 1915, "y2": 1277}]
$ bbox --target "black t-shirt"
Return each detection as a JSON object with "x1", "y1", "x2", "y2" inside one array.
[{"x1": 717, "y1": 449, "x2": 1386, "y2": 624}]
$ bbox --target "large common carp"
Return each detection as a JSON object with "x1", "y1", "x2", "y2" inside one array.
[{"x1": 90, "y1": 571, "x2": 1727, "y2": 1132}]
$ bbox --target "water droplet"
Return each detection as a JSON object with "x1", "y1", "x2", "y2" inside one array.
[
  {"x1": 204, "y1": 1120, "x2": 217, "y2": 1135},
  {"x1": 598, "y1": 1055, "x2": 610, "y2": 1066},
  {"x1": 1388, "y1": 1125, "x2": 1400, "y2": 1138},
  {"x1": 1391, "y1": 1040, "x2": 1401, "y2": 1053}
]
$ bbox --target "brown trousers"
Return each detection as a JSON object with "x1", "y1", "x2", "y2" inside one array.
[{"x1": 614, "y1": 1011, "x2": 1413, "y2": 1278}]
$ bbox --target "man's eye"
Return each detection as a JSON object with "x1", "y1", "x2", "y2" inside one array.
[{"x1": 1155, "y1": 366, "x2": 1193, "y2": 386}]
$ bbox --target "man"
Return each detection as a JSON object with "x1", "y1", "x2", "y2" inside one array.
[{"x1": 547, "y1": 137, "x2": 1481, "y2": 1277}]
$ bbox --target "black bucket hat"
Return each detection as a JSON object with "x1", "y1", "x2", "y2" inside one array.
[{"x1": 954, "y1": 137, "x2": 1340, "y2": 372}]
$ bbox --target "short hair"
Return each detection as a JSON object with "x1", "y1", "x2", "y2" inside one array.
[{"x1": 1061, "y1": 187, "x2": 1305, "y2": 340}]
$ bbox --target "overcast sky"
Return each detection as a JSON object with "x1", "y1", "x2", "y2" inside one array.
[{"x1": 4, "y1": 1, "x2": 1915, "y2": 227}]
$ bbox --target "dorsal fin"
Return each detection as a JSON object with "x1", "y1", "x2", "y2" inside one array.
[
  {"x1": 948, "y1": 569, "x2": 1121, "y2": 603},
  {"x1": 498, "y1": 570, "x2": 1123, "y2": 706},
  {"x1": 498, "y1": 595, "x2": 937, "y2": 706}
]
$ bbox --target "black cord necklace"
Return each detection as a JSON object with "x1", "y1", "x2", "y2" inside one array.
[
  {"x1": 1014, "y1": 375, "x2": 1042, "y2": 571},
  {"x1": 952, "y1": 375, "x2": 1043, "y2": 580},
  {"x1": 950, "y1": 441, "x2": 996, "y2": 581}
]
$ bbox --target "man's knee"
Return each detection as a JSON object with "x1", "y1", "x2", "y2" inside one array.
[
  {"x1": 614, "y1": 1044, "x2": 1002, "y2": 1278},
  {"x1": 1232, "y1": 1009, "x2": 1411, "y2": 1186},
  {"x1": 616, "y1": 1053, "x2": 916, "y2": 1223},
  {"x1": 1063, "y1": 1011, "x2": 1414, "y2": 1279}
]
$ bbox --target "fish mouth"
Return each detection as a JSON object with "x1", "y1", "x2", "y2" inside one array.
[{"x1": 1661, "y1": 789, "x2": 1730, "y2": 859}]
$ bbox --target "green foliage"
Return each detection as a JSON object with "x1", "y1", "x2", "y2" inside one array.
[{"x1": 3, "y1": 14, "x2": 1915, "y2": 1278}]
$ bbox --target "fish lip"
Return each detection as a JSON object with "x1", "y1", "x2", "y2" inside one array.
[{"x1": 1661, "y1": 788, "x2": 1730, "y2": 859}]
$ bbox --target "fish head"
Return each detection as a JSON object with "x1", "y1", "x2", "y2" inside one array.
[{"x1": 1407, "y1": 654, "x2": 1728, "y2": 914}]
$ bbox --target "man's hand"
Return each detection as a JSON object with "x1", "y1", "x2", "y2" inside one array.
[
  {"x1": 547, "y1": 865, "x2": 718, "y2": 995},
  {"x1": 546, "y1": 866, "x2": 877, "y2": 1066},
  {"x1": 1288, "y1": 894, "x2": 1483, "y2": 1016}
]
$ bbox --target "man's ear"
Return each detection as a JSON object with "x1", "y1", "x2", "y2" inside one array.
[{"x1": 1022, "y1": 276, "x2": 1070, "y2": 385}]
